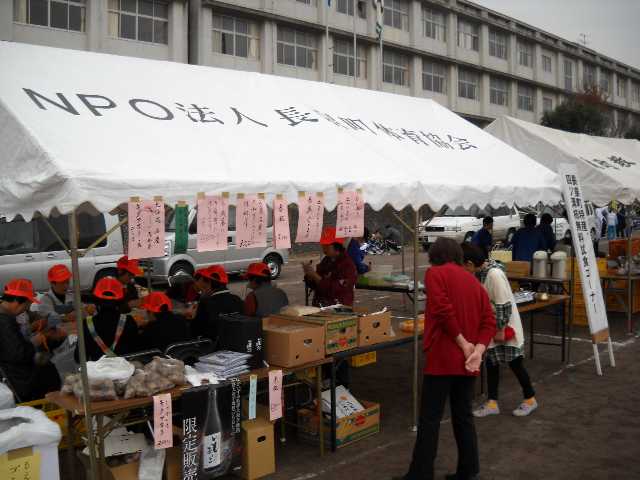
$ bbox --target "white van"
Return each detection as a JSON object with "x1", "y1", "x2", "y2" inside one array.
[{"x1": 0, "y1": 212, "x2": 124, "y2": 292}]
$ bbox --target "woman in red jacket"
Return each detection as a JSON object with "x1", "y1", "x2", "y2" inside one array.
[{"x1": 399, "y1": 238, "x2": 496, "y2": 480}]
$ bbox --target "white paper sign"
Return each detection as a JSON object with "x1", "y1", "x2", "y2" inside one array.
[
  {"x1": 296, "y1": 193, "x2": 324, "y2": 243},
  {"x1": 336, "y1": 190, "x2": 365, "y2": 238},
  {"x1": 127, "y1": 199, "x2": 165, "y2": 259},
  {"x1": 273, "y1": 197, "x2": 292, "y2": 249},
  {"x1": 236, "y1": 194, "x2": 268, "y2": 249},
  {"x1": 197, "y1": 195, "x2": 229, "y2": 252},
  {"x1": 560, "y1": 164, "x2": 609, "y2": 335}
]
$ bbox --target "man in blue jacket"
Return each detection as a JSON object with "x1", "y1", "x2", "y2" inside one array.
[
  {"x1": 512, "y1": 214, "x2": 546, "y2": 263},
  {"x1": 471, "y1": 216, "x2": 493, "y2": 260}
]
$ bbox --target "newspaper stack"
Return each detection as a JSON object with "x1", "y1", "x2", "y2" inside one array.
[{"x1": 194, "y1": 351, "x2": 252, "y2": 379}]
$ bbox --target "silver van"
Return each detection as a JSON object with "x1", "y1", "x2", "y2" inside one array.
[
  {"x1": 0, "y1": 212, "x2": 124, "y2": 292},
  {"x1": 149, "y1": 206, "x2": 289, "y2": 282}
]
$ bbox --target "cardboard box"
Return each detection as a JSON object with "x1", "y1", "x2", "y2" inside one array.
[
  {"x1": 165, "y1": 447, "x2": 181, "y2": 480},
  {"x1": 1, "y1": 444, "x2": 60, "y2": 480},
  {"x1": 295, "y1": 313, "x2": 358, "y2": 355},
  {"x1": 241, "y1": 418, "x2": 275, "y2": 480},
  {"x1": 353, "y1": 307, "x2": 391, "y2": 347},
  {"x1": 297, "y1": 401, "x2": 380, "y2": 448},
  {"x1": 262, "y1": 315, "x2": 325, "y2": 367}
]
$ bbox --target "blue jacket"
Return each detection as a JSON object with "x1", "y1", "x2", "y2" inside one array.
[
  {"x1": 471, "y1": 228, "x2": 492, "y2": 257},
  {"x1": 347, "y1": 239, "x2": 370, "y2": 274},
  {"x1": 536, "y1": 224, "x2": 556, "y2": 251},
  {"x1": 512, "y1": 227, "x2": 547, "y2": 263}
]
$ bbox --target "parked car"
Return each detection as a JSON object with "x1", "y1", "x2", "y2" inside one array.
[
  {"x1": 0, "y1": 211, "x2": 124, "y2": 292},
  {"x1": 149, "y1": 206, "x2": 288, "y2": 282},
  {"x1": 418, "y1": 206, "x2": 521, "y2": 249}
]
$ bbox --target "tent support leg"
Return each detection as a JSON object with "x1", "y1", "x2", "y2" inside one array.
[
  {"x1": 627, "y1": 227, "x2": 633, "y2": 334},
  {"x1": 412, "y1": 208, "x2": 420, "y2": 432},
  {"x1": 69, "y1": 210, "x2": 99, "y2": 479}
]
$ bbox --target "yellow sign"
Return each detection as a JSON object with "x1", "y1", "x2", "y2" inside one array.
[{"x1": 0, "y1": 447, "x2": 41, "y2": 480}]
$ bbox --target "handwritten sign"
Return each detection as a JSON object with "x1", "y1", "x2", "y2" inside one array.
[
  {"x1": 173, "y1": 203, "x2": 189, "y2": 254},
  {"x1": 197, "y1": 194, "x2": 229, "y2": 252},
  {"x1": 268, "y1": 369, "x2": 283, "y2": 421},
  {"x1": 248, "y1": 374, "x2": 257, "y2": 420},
  {"x1": 236, "y1": 194, "x2": 268, "y2": 249},
  {"x1": 296, "y1": 193, "x2": 324, "y2": 243},
  {"x1": 336, "y1": 190, "x2": 365, "y2": 238},
  {"x1": 273, "y1": 197, "x2": 292, "y2": 249},
  {"x1": 128, "y1": 199, "x2": 165, "y2": 259},
  {"x1": 0, "y1": 447, "x2": 41, "y2": 480},
  {"x1": 153, "y1": 393, "x2": 173, "y2": 449}
]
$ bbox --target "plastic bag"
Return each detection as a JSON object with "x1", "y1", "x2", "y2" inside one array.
[
  {"x1": 144, "y1": 357, "x2": 187, "y2": 386},
  {"x1": 0, "y1": 383, "x2": 15, "y2": 410},
  {"x1": 62, "y1": 374, "x2": 117, "y2": 402},
  {"x1": 138, "y1": 445, "x2": 166, "y2": 480},
  {"x1": 124, "y1": 371, "x2": 153, "y2": 400},
  {"x1": 87, "y1": 356, "x2": 135, "y2": 383},
  {"x1": 51, "y1": 336, "x2": 79, "y2": 382},
  {"x1": 0, "y1": 406, "x2": 62, "y2": 454}
]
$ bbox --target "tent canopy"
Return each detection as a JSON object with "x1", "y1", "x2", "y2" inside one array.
[
  {"x1": 486, "y1": 116, "x2": 640, "y2": 206},
  {"x1": 0, "y1": 42, "x2": 560, "y2": 220}
]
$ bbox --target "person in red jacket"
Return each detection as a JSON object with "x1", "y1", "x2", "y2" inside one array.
[
  {"x1": 303, "y1": 227, "x2": 357, "y2": 307},
  {"x1": 399, "y1": 238, "x2": 496, "y2": 480}
]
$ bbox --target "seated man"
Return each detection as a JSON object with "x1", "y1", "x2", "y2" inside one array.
[
  {"x1": 190, "y1": 266, "x2": 243, "y2": 343},
  {"x1": 0, "y1": 279, "x2": 60, "y2": 402},
  {"x1": 139, "y1": 292, "x2": 189, "y2": 352},
  {"x1": 243, "y1": 262, "x2": 289, "y2": 317}
]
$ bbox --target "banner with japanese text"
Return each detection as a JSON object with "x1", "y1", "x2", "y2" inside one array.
[
  {"x1": 273, "y1": 197, "x2": 292, "y2": 249},
  {"x1": 296, "y1": 193, "x2": 324, "y2": 243},
  {"x1": 127, "y1": 199, "x2": 165, "y2": 260},
  {"x1": 336, "y1": 190, "x2": 365, "y2": 238},
  {"x1": 236, "y1": 194, "x2": 268, "y2": 249},
  {"x1": 197, "y1": 194, "x2": 228, "y2": 252}
]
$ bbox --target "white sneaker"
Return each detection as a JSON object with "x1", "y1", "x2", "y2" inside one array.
[
  {"x1": 473, "y1": 401, "x2": 500, "y2": 417},
  {"x1": 513, "y1": 399, "x2": 538, "y2": 417}
]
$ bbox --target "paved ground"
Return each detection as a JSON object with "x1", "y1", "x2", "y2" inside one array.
[{"x1": 227, "y1": 249, "x2": 640, "y2": 480}]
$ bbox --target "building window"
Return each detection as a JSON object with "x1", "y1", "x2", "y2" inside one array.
[
  {"x1": 600, "y1": 71, "x2": 612, "y2": 95},
  {"x1": 564, "y1": 59, "x2": 573, "y2": 91},
  {"x1": 517, "y1": 41, "x2": 533, "y2": 67},
  {"x1": 422, "y1": 60, "x2": 447, "y2": 94},
  {"x1": 383, "y1": 50, "x2": 409, "y2": 86},
  {"x1": 617, "y1": 76, "x2": 627, "y2": 98},
  {"x1": 14, "y1": 0, "x2": 86, "y2": 32},
  {"x1": 336, "y1": 0, "x2": 366, "y2": 17},
  {"x1": 458, "y1": 68, "x2": 479, "y2": 100},
  {"x1": 277, "y1": 27, "x2": 317, "y2": 69},
  {"x1": 296, "y1": 0, "x2": 316, "y2": 4},
  {"x1": 212, "y1": 15, "x2": 260, "y2": 59},
  {"x1": 517, "y1": 84, "x2": 534, "y2": 111},
  {"x1": 108, "y1": 0, "x2": 168, "y2": 44},
  {"x1": 488, "y1": 30, "x2": 508, "y2": 60},
  {"x1": 542, "y1": 54, "x2": 552, "y2": 73},
  {"x1": 422, "y1": 6, "x2": 446, "y2": 42},
  {"x1": 583, "y1": 63, "x2": 596, "y2": 89},
  {"x1": 333, "y1": 38, "x2": 367, "y2": 78},
  {"x1": 489, "y1": 77, "x2": 509, "y2": 106},
  {"x1": 383, "y1": 0, "x2": 409, "y2": 31},
  {"x1": 457, "y1": 19, "x2": 479, "y2": 51},
  {"x1": 543, "y1": 96, "x2": 553, "y2": 113},
  {"x1": 633, "y1": 83, "x2": 640, "y2": 103}
]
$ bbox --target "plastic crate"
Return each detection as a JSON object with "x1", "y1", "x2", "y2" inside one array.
[{"x1": 18, "y1": 398, "x2": 84, "y2": 450}]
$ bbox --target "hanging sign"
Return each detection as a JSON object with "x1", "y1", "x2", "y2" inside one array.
[
  {"x1": 197, "y1": 193, "x2": 229, "y2": 252},
  {"x1": 268, "y1": 370, "x2": 283, "y2": 421},
  {"x1": 153, "y1": 393, "x2": 173, "y2": 449},
  {"x1": 295, "y1": 192, "x2": 324, "y2": 243},
  {"x1": 336, "y1": 189, "x2": 365, "y2": 238},
  {"x1": 248, "y1": 374, "x2": 258, "y2": 420},
  {"x1": 273, "y1": 195, "x2": 291, "y2": 249},
  {"x1": 173, "y1": 202, "x2": 189, "y2": 254},
  {"x1": 128, "y1": 197, "x2": 165, "y2": 260},
  {"x1": 236, "y1": 194, "x2": 268, "y2": 249}
]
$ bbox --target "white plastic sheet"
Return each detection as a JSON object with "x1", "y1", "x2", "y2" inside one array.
[{"x1": 0, "y1": 406, "x2": 61, "y2": 454}]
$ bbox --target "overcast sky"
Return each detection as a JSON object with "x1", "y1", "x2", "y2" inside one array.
[{"x1": 472, "y1": 0, "x2": 640, "y2": 69}]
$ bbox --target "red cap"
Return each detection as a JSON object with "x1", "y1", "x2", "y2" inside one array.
[
  {"x1": 117, "y1": 256, "x2": 143, "y2": 277},
  {"x1": 195, "y1": 265, "x2": 229, "y2": 285},
  {"x1": 140, "y1": 292, "x2": 173, "y2": 313},
  {"x1": 320, "y1": 227, "x2": 344, "y2": 246},
  {"x1": 4, "y1": 279, "x2": 40, "y2": 303},
  {"x1": 48, "y1": 264, "x2": 72, "y2": 283},
  {"x1": 93, "y1": 277, "x2": 125, "y2": 301},
  {"x1": 243, "y1": 262, "x2": 271, "y2": 279}
]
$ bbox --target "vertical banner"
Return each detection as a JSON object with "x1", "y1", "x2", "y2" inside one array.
[
  {"x1": 173, "y1": 202, "x2": 189, "y2": 255},
  {"x1": 336, "y1": 189, "x2": 365, "y2": 238},
  {"x1": 248, "y1": 374, "x2": 258, "y2": 420},
  {"x1": 559, "y1": 164, "x2": 609, "y2": 336},
  {"x1": 197, "y1": 193, "x2": 229, "y2": 252},
  {"x1": 268, "y1": 370, "x2": 283, "y2": 421},
  {"x1": 181, "y1": 386, "x2": 208, "y2": 480},
  {"x1": 295, "y1": 192, "x2": 325, "y2": 243},
  {"x1": 273, "y1": 195, "x2": 292, "y2": 249},
  {"x1": 128, "y1": 198, "x2": 165, "y2": 260},
  {"x1": 236, "y1": 194, "x2": 268, "y2": 249},
  {"x1": 153, "y1": 393, "x2": 173, "y2": 449}
]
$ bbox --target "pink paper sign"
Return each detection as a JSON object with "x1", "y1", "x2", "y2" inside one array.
[
  {"x1": 268, "y1": 370, "x2": 283, "y2": 421},
  {"x1": 128, "y1": 200, "x2": 165, "y2": 260},
  {"x1": 273, "y1": 198, "x2": 292, "y2": 249},
  {"x1": 153, "y1": 393, "x2": 173, "y2": 449},
  {"x1": 236, "y1": 195, "x2": 268, "y2": 249},
  {"x1": 197, "y1": 195, "x2": 229, "y2": 252},
  {"x1": 295, "y1": 193, "x2": 325, "y2": 243},
  {"x1": 336, "y1": 190, "x2": 365, "y2": 238}
]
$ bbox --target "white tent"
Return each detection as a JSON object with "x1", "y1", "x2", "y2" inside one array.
[
  {"x1": 486, "y1": 116, "x2": 640, "y2": 205},
  {"x1": 592, "y1": 136, "x2": 640, "y2": 166},
  {"x1": 0, "y1": 42, "x2": 561, "y2": 220}
]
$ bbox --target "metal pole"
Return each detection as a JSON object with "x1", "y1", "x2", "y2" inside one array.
[
  {"x1": 626, "y1": 214, "x2": 633, "y2": 334},
  {"x1": 567, "y1": 247, "x2": 575, "y2": 364},
  {"x1": 69, "y1": 210, "x2": 99, "y2": 478},
  {"x1": 412, "y1": 208, "x2": 420, "y2": 431},
  {"x1": 353, "y1": 3, "x2": 357, "y2": 87}
]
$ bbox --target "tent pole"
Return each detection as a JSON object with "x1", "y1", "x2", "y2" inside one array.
[
  {"x1": 412, "y1": 208, "x2": 420, "y2": 431},
  {"x1": 69, "y1": 210, "x2": 99, "y2": 478},
  {"x1": 627, "y1": 210, "x2": 633, "y2": 334}
]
